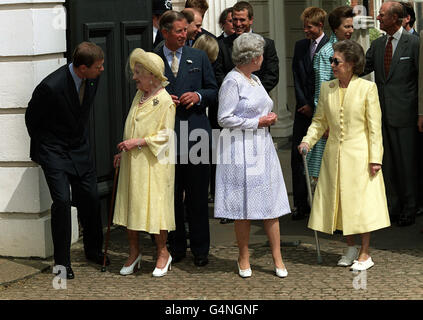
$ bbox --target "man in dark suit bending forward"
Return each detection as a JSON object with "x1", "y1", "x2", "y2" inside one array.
[{"x1": 25, "y1": 42, "x2": 109, "y2": 279}]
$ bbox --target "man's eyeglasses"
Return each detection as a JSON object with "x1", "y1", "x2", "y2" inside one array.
[{"x1": 329, "y1": 57, "x2": 342, "y2": 66}]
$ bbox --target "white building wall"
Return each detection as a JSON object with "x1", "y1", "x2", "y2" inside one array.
[{"x1": 0, "y1": 0, "x2": 78, "y2": 258}]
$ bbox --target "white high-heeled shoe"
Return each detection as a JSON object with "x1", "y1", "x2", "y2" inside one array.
[
  {"x1": 275, "y1": 267, "x2": 288, "y2": 278},
  {"x1": 237, "y1": 261, "x2": 252, "y2": 278},
  {"x1": 152, "y1": 255, "x2": 172, "y2": 277},
  {"x1": 120, "y1": 254, "x2": 141, "y2": 276}
]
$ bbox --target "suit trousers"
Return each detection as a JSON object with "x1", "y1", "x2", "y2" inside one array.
[
  {"x1": 42, "y1": 165, "x2": 103, "y2": 266},
  {"x1": 381, "y1": 123, "x2": 417, "y2": 217},
  {"x1": 291, "y1": 112, "x2": 312, "y2": 209},
  {"x1": 169, "y1": 160, "x2": 210, "y2": 257},
  {"x1": 417, "y1": 131, "x2": 423, "y2": 210}
]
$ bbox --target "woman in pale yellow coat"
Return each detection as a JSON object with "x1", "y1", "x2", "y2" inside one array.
[
  {"x1": 299, "y1": 40, "x2": 390, "y2": 271},
  {"x1": 113, "y1": 48, "x2": 176, "y2": 277}
]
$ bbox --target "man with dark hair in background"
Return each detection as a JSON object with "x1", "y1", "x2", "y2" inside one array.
[
  {"x1": 153, "y1": 0, "x2": 173, "y2": 48},
  {"x1": 214, "y1": 1, "x2": 279, "y2": 92},
  {"x1": 291, "y1": 7, "x2": 328, "y2": 220},
  {"x1": 217, "y1": 7, "x2": 234, "y2": 40},
  {"x1": 400, "y1": 2, "x2": 418, "y2": 37}
]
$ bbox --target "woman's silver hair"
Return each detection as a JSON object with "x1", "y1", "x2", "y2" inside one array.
[{"x1": 231, "y1": 33, "x2": 265, "y2": 66}]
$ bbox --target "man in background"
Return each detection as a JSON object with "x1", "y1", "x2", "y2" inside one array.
[
  {"x1": 291, "y1": 7, "x2": 328, "y2": 220},
  {"x1": 153, "y1": 0, "x2": 173, "y2": 48},
  {"x1": 214, "y1": 1, "x2": 279, "y2": 92},
  {"x1": 400, "y1": 2, "x2": 418, "y2": 37},
  {"x1": 364, "y1": 1, "x2": 419, "y2": 226},
  {"x1": 217, "y1": 7, "x2": 234, "y2": 40}
]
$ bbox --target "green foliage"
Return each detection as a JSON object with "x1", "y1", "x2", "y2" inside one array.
[{"x1": 369, "y1": 28, "x2": 382, "y2": 42}]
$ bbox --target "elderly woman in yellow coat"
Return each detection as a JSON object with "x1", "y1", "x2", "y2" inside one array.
[
  {"x1": 299, "y1": 40, "x2": 390, "y2": 271},
  {"x1": 113, "y1": 48, "x2": 176, "y2": 277}
]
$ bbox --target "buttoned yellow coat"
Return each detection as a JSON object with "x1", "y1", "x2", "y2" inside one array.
[
  {"x1": 113, "y1": 89, "x2": 176, "y2": 234},
  {"x1": 302, "y1": 76, "x2": 390, "y2": 235}
]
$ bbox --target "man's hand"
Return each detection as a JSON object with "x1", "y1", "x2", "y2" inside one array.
[
  {"x1": 298, "y1": 104, "x2": 313, "y2": 118},
  {"x1": 170, "y1": 95, "x2": 180, "y2": 106},
  {"x1": 179, "y1": 92, "x2": 200, "y2": 109}
]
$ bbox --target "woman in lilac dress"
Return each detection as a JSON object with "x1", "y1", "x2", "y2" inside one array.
[{"x1": 214, "y1": 33, "x2": 291, "y2": 278}]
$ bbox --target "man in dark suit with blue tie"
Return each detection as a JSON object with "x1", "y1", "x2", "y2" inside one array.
[
  {"x1": 400, "y1": 2, "x2": 419, "y2": 37},
  {"x1": 291, "y1": 7, "x2": 328, "y2": 220},
  {"x1": 25, "y1": 42, "x2": 109, "y2": 279},
  {"x1": 155, "y1": 10, "x2": 218, "y2": 266}
]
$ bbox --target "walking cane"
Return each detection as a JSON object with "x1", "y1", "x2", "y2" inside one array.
[
  {"x1": 301, "y1": 148, "x2": 323, "y2": 264},
  {"x1": 101, "y1": 166, "x2": 120, "y2": 272}
]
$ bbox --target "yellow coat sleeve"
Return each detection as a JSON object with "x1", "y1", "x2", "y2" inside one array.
[
  {"x1": 302, "y1": 82, "x2": 329, "y2": 148},
  {"x1": 365, "y1": 82, "x2": 383, "y2": 164},
  {"x1": 144, "y1": 102, "x2": 176, "y2": 158}
]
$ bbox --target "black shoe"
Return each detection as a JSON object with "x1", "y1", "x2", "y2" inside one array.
[
  {"x1": 416, "y1": 207, "x2": 423, "y2": 216},
  {"x1": 194, "y1": 255, "x2": 209, "y2": 267},
  {"x1": 172, "y1": 252, "x2": 186, "y2": 263},
  {"x1": 397, "y1": 215, "x2": 415, "y2": 227},
  {"x1": 220, "y1": 218, "x2": 234, "y2": 224},
  {"x1": 86, "y1": 252, "x2": 110, "y2": 266},
  {"x1": 54, "y1": 265, "x2": 75, "y2": 280}
]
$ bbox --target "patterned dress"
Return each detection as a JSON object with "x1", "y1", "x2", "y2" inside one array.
[
  {"x1": 306, "y1": 34, "x2": 337, "y2": 178},
  {"x1": 214, "y1": 70, "x2": 291, "y2": 220},
  {"x1": 113, "y1": 89, "x2": 176, "y2": 234}
]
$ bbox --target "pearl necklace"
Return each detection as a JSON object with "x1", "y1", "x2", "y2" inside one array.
[{"x1": 235, "y1": 67, "x2": 257, "y2": 86}]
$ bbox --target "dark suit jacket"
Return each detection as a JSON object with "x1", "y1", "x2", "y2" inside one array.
[
  {"x1": 154, "y1": 44, "x2": 218, "y2": 154},
  {"x1": 214, "y1": 32, "x2": 279, "y2": 92},
  {"x1": 364, "y1": 30, "x2": 419, "y2": 127},
  {"x1": 25, "y1": 64, "x2": 99, "y2": 175},
  {"x1": 292, "y1": 35, "x2": 329, "y2": 111},
  {"x1": 196, "y1": 28, "x2": 216, "y2": 40},
  {"x1": 186, "y1": 28, "x2": 217, "y2": 47}
]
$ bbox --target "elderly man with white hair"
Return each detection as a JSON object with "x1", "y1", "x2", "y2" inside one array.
[{"x1": 214, "y1": 32, "x2": 291, "y2": 279}]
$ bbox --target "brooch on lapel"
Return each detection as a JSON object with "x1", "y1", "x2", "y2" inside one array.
[
  {"x1": 329, "y1": 82, "x2": 335, "y2": 88},
  {"x1": 153, "y1": 98, "x2": 159, "y2": 106},
  {"x1": 186, "y1": 59, "x2": 193, "y2": 64}
]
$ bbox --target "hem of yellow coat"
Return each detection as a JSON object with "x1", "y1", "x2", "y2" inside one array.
[
  {"x1": 308, "y1": 222, "x2": 391, "y2": 236},
  {"x1": 112, "y1": 221, "x2": 176, "y2": 234}
]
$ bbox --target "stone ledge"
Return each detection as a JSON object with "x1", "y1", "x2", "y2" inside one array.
[{"x1": 0, "y1": 257, "x2": 50, "y2": 286}]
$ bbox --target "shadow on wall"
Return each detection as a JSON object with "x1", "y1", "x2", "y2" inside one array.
[{"x1": 4, "y1": 167, "x2": 51, "y2": 214}]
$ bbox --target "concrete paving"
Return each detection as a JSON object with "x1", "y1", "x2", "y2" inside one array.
[{"x1": 1, "y1": 137, "x2": 423, "y2": 300}]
